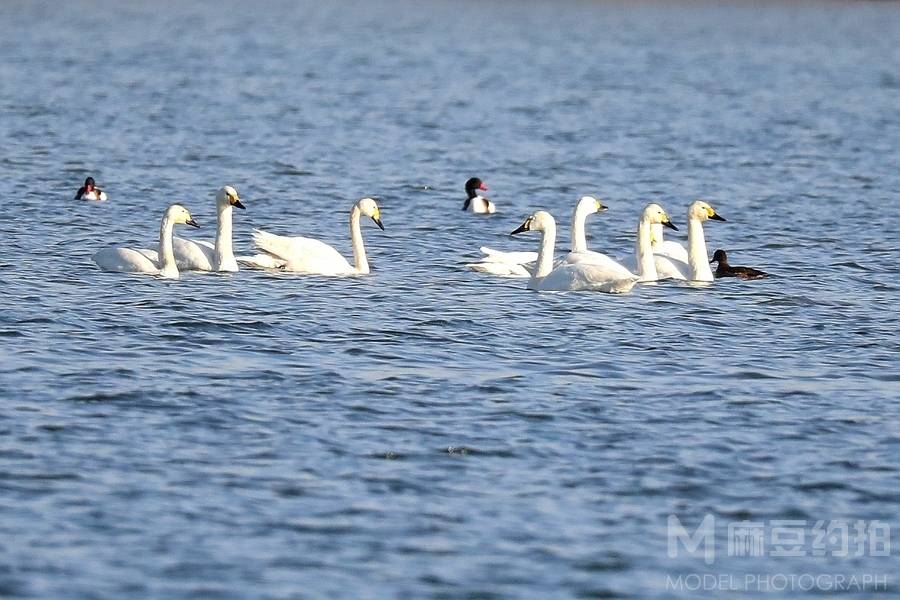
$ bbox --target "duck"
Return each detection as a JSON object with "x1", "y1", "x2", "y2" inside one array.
[
  {"x1": 243, "y1": 197, "x2": 384, "y2": 275},
  {"x1": 92, "y1": 204, "x2": 199, "y2": 279},
  {"x1": 653, "y1": 200, "x2": 726, "y2": 282},
  {"x1": 710, "y1": 249, "x2": 768, "y2": 280},
  {"x1": 463, "y1": 177, "x2": 495, "y2": 214},
  {"x1": 509, "y1": 210, "x2": 637, "y2": 293},
  {"x1": 167, "y1": 186, "x2": 245, "y2": 272},
  {"x1": 75, "y1": 177, "x2": 107, "y2": 201},
  {"x1": 468, "y1": 195, "x2": 610, "y2": 277}
]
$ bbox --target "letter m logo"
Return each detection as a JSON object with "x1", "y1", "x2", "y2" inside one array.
[{"x1": 668, "y1": 514, "x2": 715, "y2": 564}]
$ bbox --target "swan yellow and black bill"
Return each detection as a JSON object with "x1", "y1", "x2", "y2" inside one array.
[
  {"x1": 709, "y1": 212, "x2": 726, "y2": 221},
  {"x1": 510, "y1": 216, "x2": 533, "y2": 235},
  {"x1": 663, "y1": 219, "x2": 678, "y2": 231},
  {"x1": 372, "y1": 217, "x2": 385, "y2": 231},
  {"x1": 226, "y1": 191, "x2": 245, "y2": 209},
  {"x1": 186, "y1": 218, "x2": 200, "y2": 228}
]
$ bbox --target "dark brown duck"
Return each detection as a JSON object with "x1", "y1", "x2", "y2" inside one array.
[{"x1": 710, "y1": 249, "x2": 768, "y2": 280}]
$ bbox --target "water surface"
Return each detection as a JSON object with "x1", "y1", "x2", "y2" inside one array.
[{"x1": 1, "y1": 1, "x2": 899, "y2": 598}]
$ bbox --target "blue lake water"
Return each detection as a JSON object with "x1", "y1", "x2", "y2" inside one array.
[{"x1": 1, "y1": 0, "x2": 899, "y2": 597}]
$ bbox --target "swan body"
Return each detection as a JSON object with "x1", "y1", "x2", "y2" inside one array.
[
  {"x1": 654, "y1": 238, "x2": 689, "y2": 263},
  {"x1": 510, "y1": 211, "x2": 637, "y2": 293},
  {"x1": 650, "y1": 221, "x2": 689, "y2": 263},
  {"x1": 168, "y1": 186, "x2": 245, "y2": 272},
  {"x1": 653, "y1": 200, "x2": 726, "y2": 282},
  {"x1": 92, "y1": 204, "x2": 199, "y2": 279},
  {"x1": 463, "y1": 177, "x2": 495, "y2": 214},
  {"x1": 470, "y1": 196, "x2": 610, "y2": 276},
  {"x1": 75, "y1": 177, "x2": 107, "y2": 201},
  {"x1": 246, "y1": 198, "x2": 384, "y2": 275},
  {"x1": 649, "y1": 217, "x2": 689, "y2": 278}
]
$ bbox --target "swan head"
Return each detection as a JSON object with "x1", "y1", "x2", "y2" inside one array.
[
  {"x1": 216, "y1": 186, "x2": 244, "y2": 210},
  {"x1": 710, "y1": 249, "x2": 728, "y2": 264},
  {"x1": 643, "y1": 203, "x2": 677, "y2": 230},
  {"x1": 689, "y1": 200, "x2": 725, "y2": 222},
  {"x1": 511, "y1": 210, "x2": 554, "y2": 235},
  {"x1": 357, "y1": 197, "x2": 385, "y2": 230},
  {"x1": 465, "y1": 177, "x2": 487, "y2": 196},
  {"x1": 575, "y1": 195, "x2": 607, "y2": 218},
  {"x1": 167, "y1": 204, "x2": 200, "y2": 228}
]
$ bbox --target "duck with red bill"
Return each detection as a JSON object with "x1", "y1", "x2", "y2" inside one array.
[{"x1": 463, "y1": 177, "x2": 495, "y2": 214}]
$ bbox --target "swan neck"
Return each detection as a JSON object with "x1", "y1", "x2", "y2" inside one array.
[
  {"x1": 158, "y1": 214, "x2": 178, "y2": 278},
  {"x1": 214, "y1": 204, "x2": 236, "y2": 270},
  {"x1": 651, "y1": 222, "x2": 663, "y2": 250},
  {"x1": 534, "y1": 221, "x2": 557, "y2": 278},
  {"x1": 349, "y1": 206, "x2": 368, "y2": 274},
  {"x1": 688, "y1": 217, "x2": 713, "y2": 281},
  {"x1": 571, "y1": 208, "x2": 588, "y2": 253},
  {"x1": 636, "y1": 216, "x2": 657, "y2": 281}
]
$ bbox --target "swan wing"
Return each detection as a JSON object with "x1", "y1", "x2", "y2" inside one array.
[
  {"x1": 93, "y1": 247, "x2": 160, "y2": 274},
  {"x1": 134, "y1": 248, "x2": 160, "y2": 262},
  {"x1": 654, "y1": 255, "x2": 689, "y2": 280},
  {"x1": 479, "y1": 246, "x2": 538, "y2": 265},
  {"x1": 466, "y1": 261, "x2": 531, "y2": 278},
  {"x1": 237, "y1": 254, "x2": 288, "y2": 270},
  {"x1": 252, "y1": 229, "x2": 353, "y2": 274},
  {"x1": 171, "y1": 237, "x2": 215, "y2": 271},
  {"x1": 564, "y1": 251, "x2": 635, "y2": 279},
  {"x1": 655, "y1": 240, "x2": 689, "y2": 263}
]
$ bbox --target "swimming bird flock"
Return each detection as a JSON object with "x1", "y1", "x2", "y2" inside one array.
[{"x1": 85, "y1": 175, "x2": 767, "y2": 289}]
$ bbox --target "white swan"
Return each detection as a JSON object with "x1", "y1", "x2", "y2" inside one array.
[
  {"x1": 167, "y1": 186, "x2": 245, "y2": 272},
  {"x1": 463, "y1": 177, "x2": 495, "y2": 214},
  {"x1": 244, "y1": 197, "x2": 384, "y2": 275},
  {"x1": 614, "y1": 203, "x2": 681, "y2": 282},
  {"x1": 509, "y1": 210, "x2": 636, "y2": 293},
  {"x1": 651, "y1": 221, "x2": 689, "y2": 263},
  {"x1": 92, "y1": 204, "x2": 199, "y2": 279},
  {"x1": 469, "y1": 195, "x2": 608, "y2": 276},
  {"x1": 75, "y1": 177, "x2": 107, "y2": 201},
  {"x1": 654, "y1": 200, "x2": 726, "y2": 282}
]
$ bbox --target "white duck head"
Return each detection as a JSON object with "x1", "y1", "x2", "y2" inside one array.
[
  {"x1": 688, "y1": 199, "x2": 726, "y2": 223},
  {"x1": 167, "y1": 204, "x2": 199, "y2": 228},
  {"x1": 216, "y1": 185, "x2": 245, "y2": 210},
  {"x1": 644, "y1": 203, "x2": 676, "y2": 229},
  {"x1": 356, "y1": 197, "x2": 385, "y2": 230},
  {"x1": 511, "y1": 210, "x2": 555, "y2": 235},
  {"x1": 574, "y1": 195, "x2": 607, "y2": 219}
]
